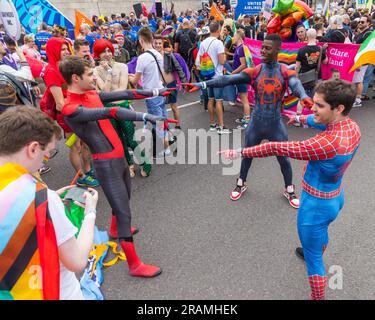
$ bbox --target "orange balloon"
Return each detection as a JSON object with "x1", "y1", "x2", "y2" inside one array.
[
  {"x1": 279, "y1": 27, "x2": 292, "y2": 40},
  {"x1": 281, "y1": 16, "x2": 296, "y2": 28},
  {"x1": 292, "y1": 11, "x2": 304, "y2": 22}
]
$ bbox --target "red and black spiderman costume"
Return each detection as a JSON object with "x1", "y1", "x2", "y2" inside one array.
[{"x1": 62, "y1": 87, "x2": 172, "y2": 277}]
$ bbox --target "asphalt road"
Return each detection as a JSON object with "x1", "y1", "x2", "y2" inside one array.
[{"x1": 44, "y1": 91, "x2": 375, "y2": 300}]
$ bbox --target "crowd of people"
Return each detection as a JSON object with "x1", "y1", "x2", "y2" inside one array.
[{"x1": 0, "y1": 0, "x2": 373, "y2": 300}]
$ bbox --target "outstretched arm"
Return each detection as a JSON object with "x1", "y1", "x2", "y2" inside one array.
[
  {"x1": 64, "y1": 105, "x2": 162, "y2": 123},
  {"x1": 99, "y1": 88, "x2": 173, "y2": 104},
  {"x1": 184, "y1": 70, "x2": 252, "y2": 92},
  {"x1": 222, "y1": 133, "x2": 338, "y2": 161}
]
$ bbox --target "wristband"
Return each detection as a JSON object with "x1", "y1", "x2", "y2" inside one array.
[
  {"x1": 142, "y1": 113, "x2": 147, "y2": 121},
  {"x1": 84, "y1": 208, "x2": 97, "y2": 219},
  {"x1": 201, "y1": 82, "x2": 207, "y2": 90},
  {"x1": 152, "y1": 89, "x2": 159, "y2": 97},
  {"x1": 295, "y1": 115, "x2": 301, "y2": 123}
]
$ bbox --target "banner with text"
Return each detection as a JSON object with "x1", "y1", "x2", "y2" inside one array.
[
  {"x1": 244, "y1": 39, "x2": 360, "y2": 114},
  {"x1": 235, "y1": 0, "x2": 266, "y2": 19},
  {"x1": 244, "y1": 39, "x2": 359, "y2": 81}
]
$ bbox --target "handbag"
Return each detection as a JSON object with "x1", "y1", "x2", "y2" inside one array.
[{"x1": 299, "y1": 46, "x2": 323, "y2": 85}]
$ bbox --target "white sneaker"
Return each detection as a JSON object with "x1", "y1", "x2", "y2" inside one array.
[
  {"x1": 216, "y1": 126, "x2": 232, "y2": 134},
  {"x1": 353, "y1": 100, "x2": 362, "y2": 108}
]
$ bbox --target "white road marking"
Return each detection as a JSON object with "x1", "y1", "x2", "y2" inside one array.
[{"x1": 166, "y1": 100, "x2": 200, "y2": 112}]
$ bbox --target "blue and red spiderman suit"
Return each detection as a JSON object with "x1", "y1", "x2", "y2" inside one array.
[
  {"x1": 235, "y1": 115, "x2": 361, "y2": 299},
  {"x1": 62, "y1": 88, "x2": 172, "y2": 278},
  {"x1": 190, "y1": 62, "x2": 313, "y2": 196}
]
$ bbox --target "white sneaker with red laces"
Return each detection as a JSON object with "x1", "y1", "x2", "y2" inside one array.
[
  {"x1": 284, "y1": 185, "x2": 300, "y2": 209},
  {"x1": 230, "y1": 178, "x2": 248, "y2": 201}
]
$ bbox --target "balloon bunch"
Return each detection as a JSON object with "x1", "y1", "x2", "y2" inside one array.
[{"x1": 267, "y1": 0, "x2": 314, "y2": 41}]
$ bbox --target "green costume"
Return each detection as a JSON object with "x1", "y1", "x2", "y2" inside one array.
[{"x1": 105, "y1": 100, "x2": 152, "y2": 176}]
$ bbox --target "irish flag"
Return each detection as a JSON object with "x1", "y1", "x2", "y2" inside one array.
[{"x1": 350, "y1": 30, "x2": 375, "y2": 72}]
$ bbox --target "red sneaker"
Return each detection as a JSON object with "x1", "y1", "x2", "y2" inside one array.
[
  {"x1": 230, "y1": 178, "x2": 247, "y2": 201},
  {"x1": 284, "y1": 185, "x2": 300, "y2": 209}
]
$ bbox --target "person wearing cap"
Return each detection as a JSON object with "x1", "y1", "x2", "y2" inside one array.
[{"x1": 112, "y1": 34, "x2": 130, "y2": 64}]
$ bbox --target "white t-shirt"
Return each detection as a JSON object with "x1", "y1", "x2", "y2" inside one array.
[
  {"x1": 196, "y1": 36, "x2": 225, "y2": 78},
  {"x1": 135, "y1": 49, "x2": 164, "y2": 91},
  {"x1": 47, "y1": 190, "x2": 84, "y2": 300}
]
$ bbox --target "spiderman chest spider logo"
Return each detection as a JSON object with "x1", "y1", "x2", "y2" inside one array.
[{"x1": 255, "y1": 72, "x2": 284, "y2": 105}]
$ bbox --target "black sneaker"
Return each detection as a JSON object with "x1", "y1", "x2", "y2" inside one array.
[{"x1": 295, "y1": 247, "x2": 305, "y2": 261}]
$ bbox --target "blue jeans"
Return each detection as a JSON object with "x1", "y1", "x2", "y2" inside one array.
[
  {"x1": 362, "y1": 64, "x2": 374, "y2": 96},
  {"x1": 145, "y1": 96, "x2": 167, "y2": 137},
  {"x1": 208, "y1": 86, "x2": 224, "y2": 100}
]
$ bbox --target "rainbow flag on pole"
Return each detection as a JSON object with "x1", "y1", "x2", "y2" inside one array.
[{"x1": 350, "y1": 30, "x2": 375, "y2": 72}]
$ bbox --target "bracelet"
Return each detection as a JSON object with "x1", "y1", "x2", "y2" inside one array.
[
  {"x1": 295, "y1": 115, "x2": 301, "y2": 123},
  {"x1": 152, "y1": 89, "x2": 159, "y2": 97},
  {"x1": 142, "y1": 113, "x2": 147, "y2": 121},
  {"x1": 201, "y1": 82, "x2": 207, "y2": 90},
  {"x1": 84, "y1": 208, "x2": 96, "y2": 219}
]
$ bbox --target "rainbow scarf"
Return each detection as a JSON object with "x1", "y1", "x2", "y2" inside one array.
[{"x1": 0, "y1": 163, "x2": 60, "y2": 300}]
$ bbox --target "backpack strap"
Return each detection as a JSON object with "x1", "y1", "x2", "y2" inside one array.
[{"x1": 146, "y1": 50, "x2": 167, "y2": 84}]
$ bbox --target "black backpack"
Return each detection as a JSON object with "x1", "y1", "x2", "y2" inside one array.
[
  {"x1": 178, "y1": 30, "x2": 194, "y2": 57},
  {"x1": 123, "y1": 35, "x2": 138, "y2": 59}
]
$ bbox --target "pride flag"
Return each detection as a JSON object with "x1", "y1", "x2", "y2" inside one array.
[
  {"x1": 0, "y1": 164, "x2": 60, "y2": 300},
  {"x1": 349, "y1": 30, "x2": 375, "y2": 72}
]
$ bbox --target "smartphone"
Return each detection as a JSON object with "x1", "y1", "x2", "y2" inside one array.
[{"x1": 63, "y1": 186, "x2": 88, "y2": 204}]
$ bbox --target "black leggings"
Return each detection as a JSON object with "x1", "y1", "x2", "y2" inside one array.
[
  {"x1": 240, "y1": 117, "x2": 293, "y2": 188},
  {"x1": 93, "y1": 157, "x2": 132, "y2": 239}
]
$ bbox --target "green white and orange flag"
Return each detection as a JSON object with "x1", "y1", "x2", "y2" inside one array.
[{"x1": 350, "y1": 30, "x2": 375, "y2": 72}]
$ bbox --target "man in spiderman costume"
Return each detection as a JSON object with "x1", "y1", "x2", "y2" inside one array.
[
  {"x1": 221, "y1": 79, "x2": 361, "y2": 300},
  {"x1": 185, "y1": 34, "x2": 314, "y2": 208},
  {"x1": 59, "y1": 56, "x2": 175, "y2": 277}
]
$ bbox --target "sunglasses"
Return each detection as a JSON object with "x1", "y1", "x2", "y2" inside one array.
[{"x1": 359, "y1": 21, "x2": 367, "y2": 24}]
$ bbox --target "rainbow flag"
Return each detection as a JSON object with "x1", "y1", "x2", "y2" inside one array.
[
  {"x1": 323, "y1": 0, "x2": 330, "y2": 19},
  {"x1": 278, "y1": 48, "x2": 299, "y2": 66},
  {"x1": 0, "y1": 163, "x2": 60, "y2": 300},
  {"x1": 243, "y1": 45, "x2": 254, "y2": 68},
  {"x1": 350, "y1": 30, "x2": 375, "y2": 72}
]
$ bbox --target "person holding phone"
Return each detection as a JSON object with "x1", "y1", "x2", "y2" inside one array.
[{"x1": 0, "y1": 106, "x2": 98, "y2": 300}]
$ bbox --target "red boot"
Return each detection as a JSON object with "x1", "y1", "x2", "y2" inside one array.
[
  {"x1": 109, "y1": 215, "x2": 138, "y2": 238},
  {"x1": 120, "y1": 240, "x2": 162, "y2": 278},
  {"x1": 308, "y1": 275, "x2": 327, "y2": 300}
]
